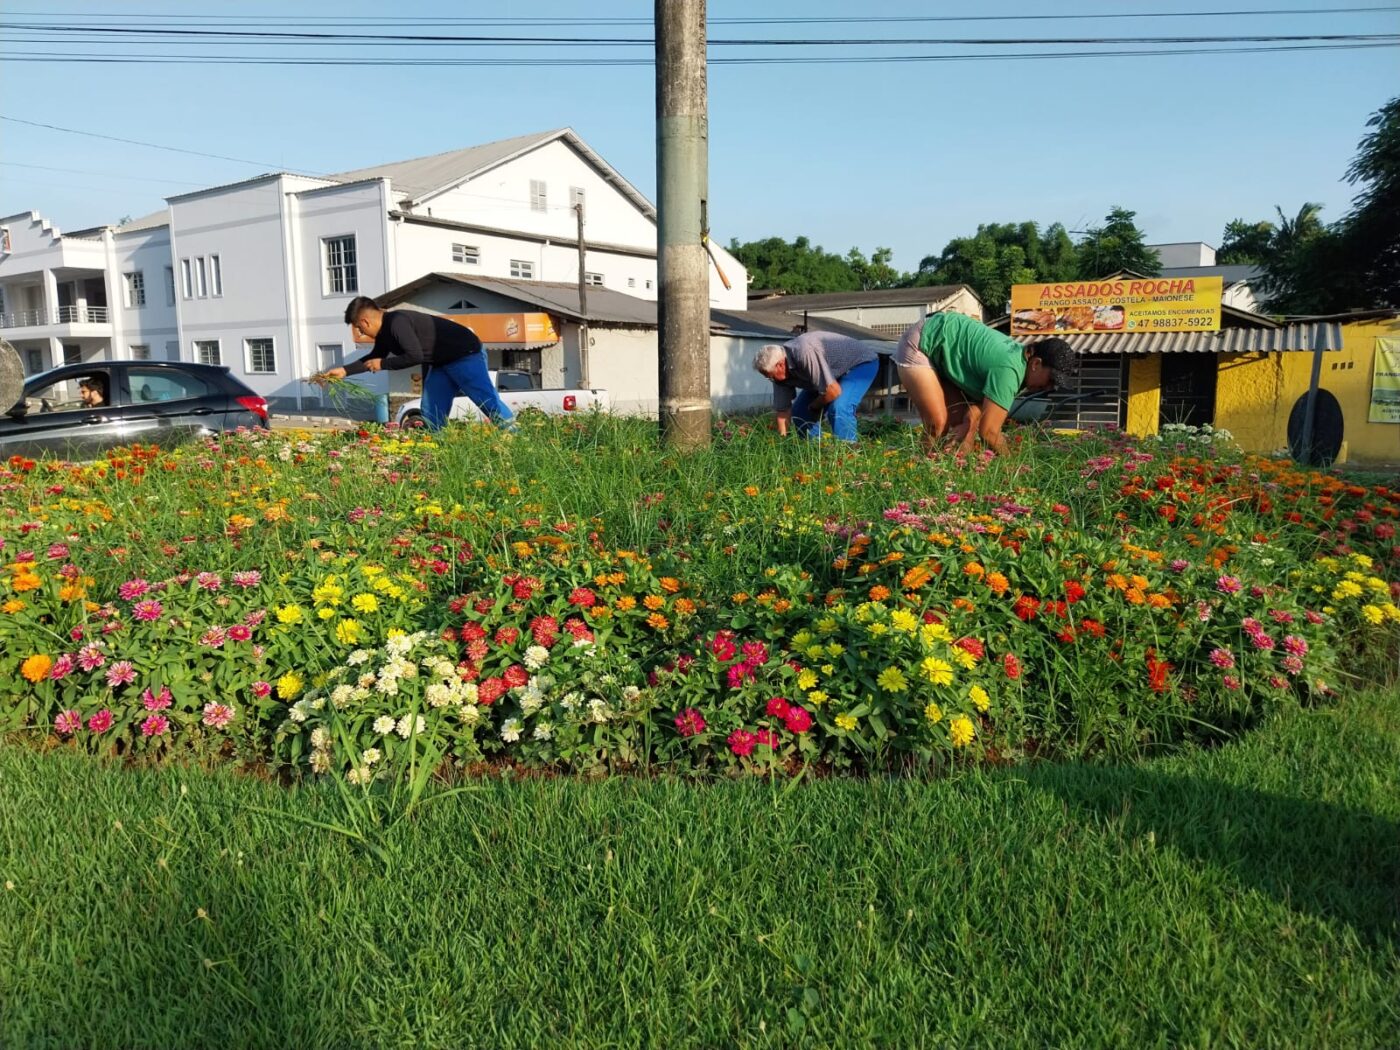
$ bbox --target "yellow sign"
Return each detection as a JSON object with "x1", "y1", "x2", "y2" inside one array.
[
  {"x1": 1010, "y1": 276, "x2": 1223, "y2": 335},
  {"x1": 1369, "y1": 337, "x2": 1400, "y2": 424}
]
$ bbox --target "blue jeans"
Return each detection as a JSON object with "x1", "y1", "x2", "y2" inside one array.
[
  {"x1": 791, "y1": 358, "x2": 878, "y2": 442},
  {"x1": 420, "y1": 353, "x2": 514, "y2": 430}
]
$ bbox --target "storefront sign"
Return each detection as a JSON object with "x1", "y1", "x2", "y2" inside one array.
[
  {"x1": 1010, "y1": 277, "x2": 1223, "y2": 335},
  {"x1": 1369, "y1": 337, "x2": 1400, "y2": 423},
  {"x1": 354, "y1": 312, "x2": 559, "y2": 345}
]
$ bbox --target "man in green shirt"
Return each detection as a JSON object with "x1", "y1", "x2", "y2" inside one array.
[{"x1": 894, "y1": 312, "x2": 1075, "y2": 458}]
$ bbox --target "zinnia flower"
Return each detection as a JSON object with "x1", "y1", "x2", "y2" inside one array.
[
  {"x1": 232, "y1": 570, "x2": 262, "y2": 588},
  {"x1": 142, "y1": 685, "x2": 173, "y2": 711},
  {"x1": 1216, "y1": 575, "x2": 1242, "y2": 595},
  {"x1": 754, "y1": 728, "x2": 780, "y2": 749},
  {"x1": 250, "y1": 680, "x2": 272, "y2": 698},
  {"x1": 920, "y1": 657, "x2": 954, "y2": 687},
  {"x1": 783, "y1": 706, "x2": 812, "y2": 734},
  {"x1": 118, "y1": 579, "x2": 150, "y2": 601},
  {"x1": 20, "y1": 654, "x2": 52, "y2": 683},
  {"x1": 77, "y1": 645, "x2": 106, "y2": 671},
  {"x1": 674, "y1": 708, "x2": 706, "y2": 737},
  {"x1": 876, "y1": 666, "x2": 908, "y2": 693},
  {"x1": 132, "y1": 599, "x2": 164, "y2": 622},
  {"x1": 54, "y1": 709, "x2": 82, "y2": 735},
  {"x1": 201, "y1": 702, "x2": 235, "y2": 728},
  {"x1": 140, "y1": 714, "x2": 170, "y2": 737},
  {"x1": 195, "y1": 572, "x2": 223, "y2": 591},
  {"x1": 1282, "y1": 634, "x2": 1308, "y2": 656},
  {"x1": 276, "y1": 672, "x2": 303, "y2": 699},
  {"x1": 1002, "y1": 653, "x2": 1022, "y2": 680},
  {"x1": 105, "y1": 661, "x2": 137, "y2": 688},
  {"x1": 87, "y1": 709, "x2": 113, "y2": 733},
  {"x1": 727, "y1": 729, "x2": 756, "y2": 756},
  {"x1": 968, "y1": 685, "x2": 991, "y2": 712},
  {"x1": 949, "y1": 714, "x2": 975, "y2": 747},
  {"x1": 228, "y1": 624, "x2": 253, "y2": 642},
  {"x1": 765, "y1": 696, "x2": 791, "y2": 719},
  {"x1": 1208, "y1": 648, "x2": 1235, "y2": 669}
]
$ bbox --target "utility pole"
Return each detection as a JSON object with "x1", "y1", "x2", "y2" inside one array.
[
  {"x1": 575, "y1": 200, "x2": 590, "y2": 388},
  {"x1": 655, "y1": 0, "x2": 711, "y2": 450}
]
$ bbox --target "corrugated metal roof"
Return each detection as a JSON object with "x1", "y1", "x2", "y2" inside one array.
[
  {"x1": 1010, "y1": 322, "x2": 1342, "y2": 354},
  {"x1": 114, "y1": 209, "x2": 169, "y2": 234},
  {"x1": 380, "y1": 273, "x2": 658, "y2": 327},
  {"x1": 746, "y1": 284, "x2": 977, "y2": 312}
]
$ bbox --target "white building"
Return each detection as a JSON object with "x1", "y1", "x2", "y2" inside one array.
[
  {"x1": 0, "y1": 128, "x2": 748, "y2": 409},
  {"x1": 1147, "y1": 242, "x2": 1262, "y2": 313}
]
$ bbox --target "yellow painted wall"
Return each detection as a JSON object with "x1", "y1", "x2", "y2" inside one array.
[
  {"x1": 1215, "y1": 317, "x2": 1400, "y2": 465},
  {"x1": 1125, "y1": 355, "x2": 1160, "y2": 436}
]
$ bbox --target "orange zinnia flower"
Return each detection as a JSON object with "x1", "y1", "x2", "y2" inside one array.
[
  {"x1": 646, "y1": 612, "x2": 669, "y2": 630},
  {"x1": 643, "y1": 594, "x2": 666, "y2": 610},
  {"x1": 20, "y1": 654, "x2": 52, "y2": 683},
  {"x1": 869, "y1": 585, "x2": 892, "y2": 601},
  {"x1": 963, "y1": 562, "x2": 985, "y2": 578},
  {"x1": 615, "y1": 595, "x2": 637, "y2": 611},
  {"x1": 986, "y1": 572, "x2": 1009, "y2": 596},
  {"x1": 901, "y1": 564, "x2": 933, "y2": 591},
  {"x1": 659, "y1": 577, "x2": 681, "y2": 593}
]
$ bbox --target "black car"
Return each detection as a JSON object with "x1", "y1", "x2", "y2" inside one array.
[{"x1": 1, "y1": 360, "x2": 270, "y2": 459}]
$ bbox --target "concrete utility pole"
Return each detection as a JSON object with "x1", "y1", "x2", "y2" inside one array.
[
  {"x1": 575, "y1": 200, "x2": 590, "y2": 388},
  {"x1": 655, "y1": 0, "x2": 711, "y2": 450}
]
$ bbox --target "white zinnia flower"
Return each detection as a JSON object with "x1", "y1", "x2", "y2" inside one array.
[
  {"x1": 523, "y1": 645, "x2": 550, "y2": 670},
  {"x1": 373, "y1": 715, "x2": 396, "y2": 735},
  {"x1": 500, "y1": 718, "x2": 522, "y2": 743},
  {"x1": 588, "y1": 698, "x2": 611, "y2": 723},
  {"x1": 395, "y1": 714, "x2": 426, "y2": 739},
  {"x1": 309, "y1": 749, "x2": 332, "y2": 774},
  {"x1": 346, "y1": 766, "x2": 370, "y2": 786},
  {"x1": 346, "y1": 649, "x2": 371, "y2": 666},
  {"x1": 532, "y1": 722, "x2": 553, "y2": 741},
  {"x1": 360, "y1": 747, "x2": 381, "y2": 766},
  {"x1": 622, "y1": 685, "x2": 641, "y2": 703},
  {"x1": 330, "y1": 684, "x2": 355, "y2": 709},
  {"x1": 458, "y1": 703, "x2": 481, "y2": 726},
  {"x1": 425, "y1": 683, "x2": 453, "y2": 708},
  {"x1": 386, "y1": 634, "x2": 412, "y2": 656},
  {"x1": 309, "y1": 726, "x2": 330, "y2": 749},
  {"x1": 288, "y1": 700, "x2": 311, "y2": 723}
]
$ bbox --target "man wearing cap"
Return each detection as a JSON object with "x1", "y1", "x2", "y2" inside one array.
[
  {"x1": 752, "y1": 332, "x2": 880, "y2": 443},
  {"x1": 893, "y1": 311, "x2": 1075, "y2": 458}
]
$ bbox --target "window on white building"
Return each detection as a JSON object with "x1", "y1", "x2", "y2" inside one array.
[
  {"x1": 323, "y1": 235, "x2": 358, "y2": 294},
  {"x1": 627, "y1": 277, "x2": 636, "y2": 288},
  {"x1": 584, "y1": 272, "x2": 604, "y2": 287},
  {"x1": 63, "y1": 345, "x2": 82, "y2": 365},
  {"x1": 509, "y1": 259, "x2": 535, "y2": 279},
  {"x1": 244, "y1": 337, "x2": 276, "y2": 374},
  {"x1": 180, "y1": 259, "x2": 193, "y2": 299},
  {"x1": 165, "y1": 266, "x2": 176, "y2": 306},
  {"x1": 451, "y1": 243, "x2": 480, "y2": 265},
  {"x1": 195, "y1": 257, "x2": 208, "y2": 298},
  {"x1": 317, "y1": 343, "x2": 343, "y2": 369},
  {"x1": 209, "y1": 255, "x2": 222, "y2": 297},
  {"x1": 193, "y1": 340, "x2": 221, "y2": 366},
  {"x1": 25, "y1": 348, "x2": 43, "y2": 374},
  {"x1": 529, "y1": 180, "x2": 548, "y2": 212},
  {"x1": 123, "y1": 271, "x2": 146, "y2": 308},
  {"x1": 165, "y1": 340, "x2": 179, "y2": 361},
  {"x1": 570, "y1": 186, "x2": 585, "y2": 210},
  {"x1": 645, "y1": 279, "x2": 653, "y2": 290},
  {"x1": 129, "y1": 344, "x2": 151, "y2": 360},
  {"x1": 0, "y1": 286, "x2": 6, "y2": 317}
]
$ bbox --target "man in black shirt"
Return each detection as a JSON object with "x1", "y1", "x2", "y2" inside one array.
[{"x1": 318, "y1": 296, "x2": 514, "y2": 429}]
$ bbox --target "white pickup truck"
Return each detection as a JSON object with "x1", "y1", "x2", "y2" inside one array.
[{"x1": 395, "y1": 370, "x2": 609, "y2": 427}]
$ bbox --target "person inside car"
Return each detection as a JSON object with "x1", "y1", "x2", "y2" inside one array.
[{"x1": 78, "y1": 375, "x2": 108, "y2": 408}]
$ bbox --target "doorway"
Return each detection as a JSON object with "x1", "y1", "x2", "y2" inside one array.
[{"x1": 1158, "y1": 353, "x2": 1216, "y2": 428}]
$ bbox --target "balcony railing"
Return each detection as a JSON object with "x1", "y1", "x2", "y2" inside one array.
[
  {"x1": 0, "y1": 306, "x2": 110, "y2": 328},
  {"x1": 55, "y1": 305, "x2": 110, "y2": 324}
]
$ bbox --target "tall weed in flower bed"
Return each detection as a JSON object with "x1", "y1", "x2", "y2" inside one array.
[{"x1": 1, "y1": 418, "x2": 1397, "y2": 782}]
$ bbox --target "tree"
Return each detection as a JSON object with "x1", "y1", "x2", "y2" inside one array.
[
  {"x1": 913, "y1": 221, "x2": 1079, "y2": 314},
  {"x1": 1074, "y1": 207, "x2": 1160, "y2": 277},
  {"x1": 726, "y1": 236, "x2": 907, "y2": 294},
  {"x1": 1217, "y1": 219, "x2": 1275, "y2": 264},
  {"x1": 1337, "y1": 95, "x2": 1400, "y2": 307}
]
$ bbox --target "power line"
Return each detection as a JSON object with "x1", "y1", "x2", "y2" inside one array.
[
  {"x1": 2, "y1": 5, "x2": 1397, "y2": 24},
  {"x1": 1, "y1": 41, "x2": 1394, "y2": 66},
  {"x1": 0, "y1": 160, "x2": 206, "y2": 185},
  {"x1": 0, "y1": 115, "x2": 311, "y2": 170}
]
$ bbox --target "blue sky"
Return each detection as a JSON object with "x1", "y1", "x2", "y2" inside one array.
[{"x1": 0, "y1": 1, "x2": 1396, "y2": 271}]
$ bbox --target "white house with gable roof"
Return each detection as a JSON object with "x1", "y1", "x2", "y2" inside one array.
[{"x1": 0, "y1": 128, "x2": 748, "y2": 410}]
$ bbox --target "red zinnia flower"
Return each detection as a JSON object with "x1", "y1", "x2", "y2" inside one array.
[
  {"x1": 754, "y1": 728, "x2": 780, "y2": 749},
  {"x1": 728, "y1": 729, "x2": 756, "y2": 756},
  {"x1": 783, "y1": 706, "x2": 813, "y2": 734},
  {"x1": 674, "y1": 708, "x2": 706, "y2": 737},
  {"x1": 494, "y1": 626, "x2": 520, "y2": 646},
  {"x1": 567, "y1": 586, "x2": 597, "y2": 608},
  {"x1": 1013, "y1": 596, "x2": 1041, "y2": 621},
  {"x1": 1064, "y1": 580, "x2": 1086, "y2": 604},
  {"x1": 503, "y1": 664, "x2": 528, "y2": 688},
  {"x1": 477, "y1": 677, "x2": 506, "y2": 704},
  {"x1": 1002, "y1": 653, "x2": 1022, "y2": 680},
  {"x1": 765, "y1": 696, "x2": 790, "y2": 719},
  {"x1": 1146, "y1": 649, "x2": 1172, "y2": 694}
]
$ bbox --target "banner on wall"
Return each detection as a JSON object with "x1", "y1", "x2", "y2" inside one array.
[
  {"x1": 1369, "y1": 337, "x2": 1400, "y2": 424},
  {"x1": 1010, "y1": 276, "x2": 1222, "y2": 335}
]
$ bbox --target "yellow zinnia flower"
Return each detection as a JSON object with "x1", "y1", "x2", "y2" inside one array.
[
  {"x1": 876, "y1": 666, "x2": 907, "y2": 693},
  {"x1": 921, "y1": 657, "x2": 954, "y2": 687},
  {"x1": 949, "y1": 715, "x2": 975, "y2": 747},
  {"x1": 968, "y1": 685, "x2": 991, "y2": 712},
  {"x1": 277, "y1": 672, "x2": 303, "y2": 699},
  {"x1": 923, "y1": 702, "x2": 943, "y2": 724},
  {"x1": 834, "y1": 713, "x2": 857, "y2": 731}
]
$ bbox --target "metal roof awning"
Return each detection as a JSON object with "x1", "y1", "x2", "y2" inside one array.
[{"x1": 1010, "y1": 322, "x2": 1343, "y2": 354}]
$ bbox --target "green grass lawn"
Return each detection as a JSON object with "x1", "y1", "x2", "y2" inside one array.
[{"x1": 2, "y1": 686, "x2": 1398, "y2": 1049}]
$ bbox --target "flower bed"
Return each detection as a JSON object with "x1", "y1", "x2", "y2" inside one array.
[{"x1": 2, "y1": 419, "x2": 1397, "y2": 781}]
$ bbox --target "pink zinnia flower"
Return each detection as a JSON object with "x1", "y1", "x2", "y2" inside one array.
[
  {"x1": 1268, "y1": 675, "x2": 1289, "y2": 690},
  {"x1": 1269, "y1": 609, "x2": 1296, "y2": 625},
  {"x1": 1305, "y1": 610, "x2": 1325, "y2": 625},
  {"x1": 244, "y1": 609, "x2": 267, "y2": 627},
  {"x1": 77, "y1": 645, "x2": 106, "y2": 671},
  {"x1": 1216, "y1": 575, "x2": 1242, "y2": 595},
  {"x1": 1282, "y1": 634, "x2": 1308, "y2": 656},
  {"x1": 132, "y1": 599, "x2": 164, "y2": 622},
  {"x1": 765, "y1": 696, "x2": 791, "y2": 719},
  {"x1": 783, "y1": 706, "x2": 813, "y2": 734},
  {"x1": 740, "y1": 641, "x2": 769, "y2": 666},
  {"x1": 1241, "y1": 617, "x2": 1263, "y2": 634},
  {"x1": 1282, "y1": 654, "x2": 1305, "y2": 676},
  {"x1": 105, "y1": 661, "x2": 136, "y2": 688},
  {"x1": 674, "y1": 708, "x2": 706, "y2": 737},
  {"x1": 754, "y1": 728, "x2": 780, "y2": 749},
  {"x1": 54, "y1": 709, "x2": 82, "y2": 735},
  {"x1": 195, "y1": 572, "x2": 223, "y2": 591},
  {"x1": 227, "y1": 624, "x2": 252, "y2": 642},
  {"x1": 118, "y1": 578, "x2": 150, "y2": 601},
  {"x1": 199, "y1": 627, "x2": 227, "y2": 647},
  {"x1": 1248, "y1": 631, "x2": 1276, "y2": 652},
  {"x1": 250, "y1": 680, "x2": 272, "y2": 699},
  {"x1": 142, "y1": 685, "x2": 173, "y2": 711},
  {"x1": 708, "y1": 631, "x2": 737, "y2": 662},
  {"x1": 87, "y1": 709, "x2": 113, "y2": 733},
  {"x1": 201, "y1": 702, "x2": 236, "y2": 728},
  {"x1": 231, "y1": 570, "x2": 262, "y2": 588},
  {"x1": 69, "y1": 625, "x2": 86, "y2": 642},
  {"x1": 140, "y1": 714, "x2": 170, "y2": 737},
  {"x1": 728, "y1": 729, "x2": 756, "y2": 756},
  {"x1": 48, "y1": 654, "x2": 75, "y2": 680},
  {"x1": 1208, "y1": 648, "x2": 1235, "y2": 669},
  {"x1": 1222, "y1": 674, "x2": 1242, "y2": 691},
  {"x1": 726, "y1": 663, "x2": 756, "y2": 689},
  {"x1": 1169, "y1": 559, "x2": 1190, "y2": 573}
]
